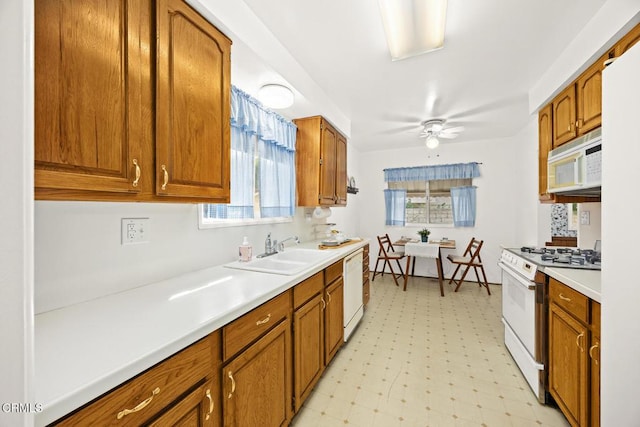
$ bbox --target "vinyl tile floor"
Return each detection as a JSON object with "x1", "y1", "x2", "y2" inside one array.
[{"x1": 291, "y1": 274, "x2": 570, "y2": 427}]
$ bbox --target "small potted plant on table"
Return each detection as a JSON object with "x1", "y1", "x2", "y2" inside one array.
[{"x1": 417, "y1": 228, "x2": 431, "y2": 242}]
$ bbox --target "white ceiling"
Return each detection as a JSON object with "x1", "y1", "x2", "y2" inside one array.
[{"x1": 201, "y1": 0, "x2": 607, "y2": 152}]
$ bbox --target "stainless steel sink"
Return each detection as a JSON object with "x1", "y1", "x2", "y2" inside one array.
[{"x1": 224, "y1": 248, "x2": 333, "y2": 275}]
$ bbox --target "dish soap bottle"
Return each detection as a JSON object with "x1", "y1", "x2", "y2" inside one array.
[{"x1": 239, "y1": 236, "x2": 252, "y2": 262}]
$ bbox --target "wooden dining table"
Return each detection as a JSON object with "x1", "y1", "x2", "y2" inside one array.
[{"x1": 393, "y1": 239, "x2": 456, "y2": 296}]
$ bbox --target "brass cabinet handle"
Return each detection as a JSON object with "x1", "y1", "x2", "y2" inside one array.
[
  {"x1": 116, "y1": 387, "x2": 160, "y2": 419},
  {"x1": 321, "y1": 298, "x2": 326, "y2": 310},
  {"x1": 227, "y1": 371, "x2": 236, "y2": 399},
  {"x1": 132, "y1": 159, "x2": 141, "y2": 187},
  {"x1": 256, "y1": 313, "x2": 271, "y2": 326},
  {"x1": 589, "y1": 343, "x2": 600, "y2": 365},
  {"x1": 161, "y1": 165, "x2": 169, "y2": 190},
  {"x1": 205, "y1": 388, "x2": 213, "y2": 420},
  {"x1": 326, "y1": 291, "x2": 332, "y2": 304},
  {"x1": 576, "y1": 332, "x2": 585, "y2": 352},
  {"x1": 559, "y1": 293, "x2": 571, "y2": 302},
  {"x1": 576, "y1": 119, "x2": 583, "y2": 129}
]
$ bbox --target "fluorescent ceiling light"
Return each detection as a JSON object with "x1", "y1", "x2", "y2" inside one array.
[
  {"x1": 258, "y1": 84, "x2": 294, "y2": 109},
  {"x1": 379, "y1": 0, "x2": 448, "y2": 61}
]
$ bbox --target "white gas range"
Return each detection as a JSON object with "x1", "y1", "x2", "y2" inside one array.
[{"x1": 498, "y1": 246, "x2": 601, "y2": 403}]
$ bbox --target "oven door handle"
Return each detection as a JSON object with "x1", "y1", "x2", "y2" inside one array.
[{"x1": 498, "y1": 262, "x2": 536, "y2": 290}]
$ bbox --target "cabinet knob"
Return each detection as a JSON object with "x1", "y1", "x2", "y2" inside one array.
[
  {"x1": 132, "y1": 159, "x2": 141, "y2": 187},
  {"x1": 589, "y1": 343, "x2": 600, "y2": 365},
  {"x1": 116, "y1": 387, "x2": 160, "y2": 419},
  {"x1": 161, "y1": 165, "x2": 169, "y2": 190},
  {"x1": 576, "y1": 332, "x2": 585, "y2": 352},
  {"x1": 205, "y1": 389, "x2": 214, "y2": 420},
  {"x1": 227, "y1": 371, "x2": 236, "y2": 399}
]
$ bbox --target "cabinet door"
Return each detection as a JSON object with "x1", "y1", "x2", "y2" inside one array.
[
  {"x1": 223, "y1": 320, "x2": 292, "y2": 427},
  {"x1": 318, "y1": 122, "x2": 338, "y2": 205},
  {"x1": 538, "y1": 104, "x2": 554, "y2": 202},
  {"x1": 147, "y1": 379, "x2": 218, "y2": 427},
  {"x1": 335, "y1": 133, "x2": 348, "y2": 205},
  {"x1": 549, "y1": 303, "x2": 589, "y2": 427},
  {"x1": 293, "y1": 294, "x2": 324, "y2": 412},
  {"x1": 615, "y1": 22, "x2": 640, "y2": 57},
  {"x1": 589, "y1": 334, "x2": 600, "y2": 427},
  {"x1": 576, "y1": 58, "x2": 604, "y2": 135},
  {"x1": 156, "y1": 0, "x2": 231, "y2": 201},
  {"x1": 35, "y1": 0, "x2": 145, "y2": 196},
  {"x1": 552, "y1": 85, "x2": 577, "y2": 147},
  {"x1": 324, "y1": 278, "x2": 344, "y2": 365}
]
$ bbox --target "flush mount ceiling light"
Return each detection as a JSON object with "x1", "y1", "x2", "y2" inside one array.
[
  {"x1": 378, "y1": 0, "x2": 448, "y2": 61},
  {"x1": 425, "y1": 134, "x2": 440, "y2": 149},
  {"x1": 258, "y1": 84, "x2": 294, "y2": 109}
]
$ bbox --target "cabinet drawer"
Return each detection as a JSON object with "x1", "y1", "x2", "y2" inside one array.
[
  {"x1": 325, "y1": 259, "x2": 343, "y2": 284},
  {"x1": 54, "y1": 335, "x2": 215, "y2": 426},
  {"x1": 549, "y1": 278, "x2": 589, "y2": 323},
  {"x1": 223, "y1": 291, "x2": 291, "y2": 361},
  {"x1": 294, "y1": 271, "x2": 324, "y2": 309}
]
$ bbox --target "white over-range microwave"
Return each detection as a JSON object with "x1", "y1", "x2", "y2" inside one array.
[{"x1": 547, "y1": 128, "x2": 602, "y2": 196}]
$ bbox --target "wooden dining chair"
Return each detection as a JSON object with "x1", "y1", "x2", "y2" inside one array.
[
  {"x1": 372, "y1": 234, "x2": 406, "y2": 287},
  {"x1": 447, "y1": 237, "x2": 491, "y2": 295}
]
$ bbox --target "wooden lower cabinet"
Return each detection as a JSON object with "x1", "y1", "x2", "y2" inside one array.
[
  {"x1": 51, "y1": 334, "x2": 218, "y2": 426},
  {"x1": 223, "y1": 319, "x2": 292, "y2": 427},
  {"x1": 147, "y1": 378, "x2": 218, "y2": 427},
  {"x1": 324, "y1": 273, "x2": 344, "y2": 365},
  {"x1": 549, "y1": 303, "x2": 589, "y2": 426},
  {"x1": 293, "y1": 293, "x2": 325, "y2": 411},
  {"x1": 548, "y1": 278, "x2": 600, "y2": 427}
]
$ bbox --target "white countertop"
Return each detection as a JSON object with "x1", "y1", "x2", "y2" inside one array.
[
  {"x1": 544, "y1": 267, "x2": 601, "y2": 302},
  {"x1": 35, "y1": 239, "x2": 368, "y2": 426}
]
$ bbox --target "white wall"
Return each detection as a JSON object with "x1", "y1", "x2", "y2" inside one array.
[
  {"x1": 35, "y1": 203, "x2": 331, "y2": 313},
  {"x1": 357, "y1": 136, "x2": 521, "y2": 284},
  {"x1": 577, "y1": 202, "x2": 602, "y2": 249},
  {"x1": 324, "y1": 140, "x2": 362, "y2": 238},
  {"x1": 1, "y1": 0, "x2": 35, "y2": 426}
]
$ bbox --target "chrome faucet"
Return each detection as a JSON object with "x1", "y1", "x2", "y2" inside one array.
[
  {"x1": 277, "y1": 236, "x2": 300, "y2": 252},
  {"x1": 257, "y1": 233, "x2": 278, "y2": 258}
]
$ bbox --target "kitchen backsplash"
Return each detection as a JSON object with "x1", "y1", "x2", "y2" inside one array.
[{"x1": 551, "y1": 203, "x2": 577, "y2": 238}]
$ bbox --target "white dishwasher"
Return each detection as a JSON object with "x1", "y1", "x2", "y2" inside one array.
[{"x1": 343, "y1": 248, "x2": 364, "y2": 341}]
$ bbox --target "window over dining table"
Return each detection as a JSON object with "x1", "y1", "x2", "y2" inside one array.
[{"x1": 383, "y1": 163, "x2": 480, "y2": 227}]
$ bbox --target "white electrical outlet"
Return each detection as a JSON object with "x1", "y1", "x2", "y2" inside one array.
[{"x1": 121, "y1": 218, "x2": 149, "y2": 245}]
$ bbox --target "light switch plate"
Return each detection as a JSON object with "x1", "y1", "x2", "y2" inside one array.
[
  {"x1": 121, "y1": 218, "x2": 149, "y2": 245},
  {"x1": 580, "y1": 211, "x2": 590, "y2": 225}
]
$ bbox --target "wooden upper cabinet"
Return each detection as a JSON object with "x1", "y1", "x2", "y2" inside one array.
[
  {"x1": 576, "y1": 53, "x2": 607, "y2": 136},
  {"x1": 615, "y1": 22, "x2": 640, "y2": 57},
  {"x1": 335, "y1": 134, "x2": 348, "y2": 205},
  {"x1": 156, "y1": 0, "x2": 231, "y2": 201},
  {"x1": 35, "y1": 0, "x2": 231, "y2": 203},
  {"x1": 538, "y1": 104, "x2": 553, "y2": 202},
  {"x1": 552, "y1": 85, "x2": 577, "y2": 148},
  {"x1": 294, "y1": 116, "x2": 348, "y2": 207},
  {"x1": 35, "y1": 0, "x2": 146, "y2": 196},
  {"x1": 318, "y1": 123, "x2": 338, "y2": 205}
]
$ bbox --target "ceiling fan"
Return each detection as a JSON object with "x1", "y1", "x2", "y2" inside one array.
[{"x1": 419, "y1": 119, "x2": 464, "y2": 149}]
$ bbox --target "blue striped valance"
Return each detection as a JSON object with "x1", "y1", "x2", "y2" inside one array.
[
  {"x1": 231, "y1": 86, "x2": 297, "y2": 152},
  {"x1": 383, "y1": 162, "x2": 480, "y2": 182}
]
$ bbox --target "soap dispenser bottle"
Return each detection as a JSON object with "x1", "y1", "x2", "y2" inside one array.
[{"x1": 239, "y1": 236, "x2": 252, "y2": 262}]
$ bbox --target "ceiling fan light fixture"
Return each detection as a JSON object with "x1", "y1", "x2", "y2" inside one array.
[
  {"x1": 378, "y1": 0, "x2": 448, "y2": 61},
  {"x1": 425, "y1": 135, "x2": 440, "y2": 149},
  {"x1": 258, "y1": 84, "x2": 294, "y2": 109}
]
